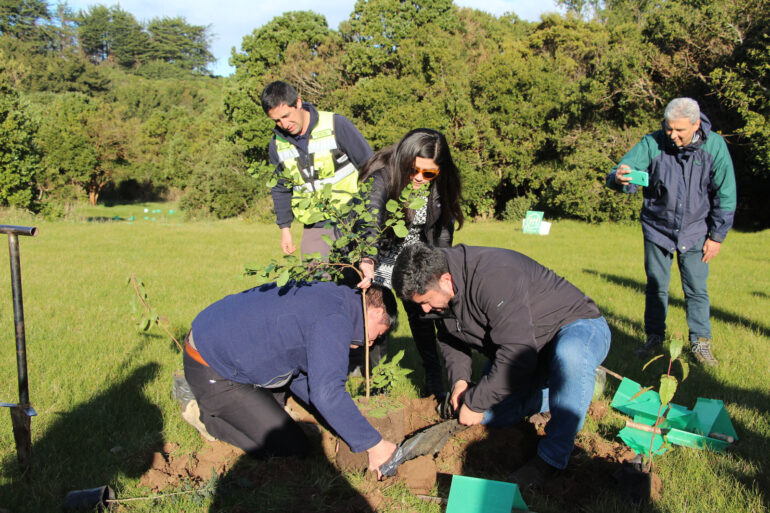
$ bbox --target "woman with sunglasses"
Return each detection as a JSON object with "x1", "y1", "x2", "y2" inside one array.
[{"x1": 356, "y1": 128, "x2": 464, "y2": 397}]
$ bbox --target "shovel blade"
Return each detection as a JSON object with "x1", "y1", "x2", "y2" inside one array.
[{"x1": 10, "y1": 405, "x2": 32, "y2": 471}]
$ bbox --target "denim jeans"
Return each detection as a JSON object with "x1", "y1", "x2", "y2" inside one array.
[
  {"x1": 481, "y1": 316, "x2": 611, "y2": 469},
  {"x1": 644, "y1": 237, "x2": 711, "y2": 341}
]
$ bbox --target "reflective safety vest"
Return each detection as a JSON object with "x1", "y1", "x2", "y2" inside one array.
[{"x1": 274, "y1": 111, "x2": 359, "y2": 225}]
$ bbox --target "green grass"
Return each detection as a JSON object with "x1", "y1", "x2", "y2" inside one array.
[{"x1": 0, "y1": 208, "x2": 768, "y2": 512}]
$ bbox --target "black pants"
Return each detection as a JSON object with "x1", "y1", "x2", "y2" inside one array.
[
  {"x1": 403, "y1": 300, "x2": 444, "y2": 395},
  {"x1": 183, "y1": 351, "x2": 308, "y2": 458}
]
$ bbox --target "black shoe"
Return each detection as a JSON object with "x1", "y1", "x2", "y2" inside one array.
[
  {"x1": 634, "y1": 334, "x2": 663, "y2": 359},
  {"x1": 509, "y1": 455, "x2": 558, "y2": 489}
]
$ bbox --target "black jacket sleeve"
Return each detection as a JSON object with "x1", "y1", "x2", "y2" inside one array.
[{"x1": 333, "y1": 114, "x2": 373, "y2": 169}]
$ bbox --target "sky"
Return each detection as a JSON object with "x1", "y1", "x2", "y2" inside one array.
[{"x1": 58, "y1": 0, "x2": 564, "y2": 76}]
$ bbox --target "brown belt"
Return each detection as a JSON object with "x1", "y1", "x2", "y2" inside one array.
[{"x1": 185, "y1": 333, "x2": 209, "y2": 367}]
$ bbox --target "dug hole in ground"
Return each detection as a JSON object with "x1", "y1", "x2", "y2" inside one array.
[{"x1": 141, "y1": 395, "x2": 651, "y2": 510}]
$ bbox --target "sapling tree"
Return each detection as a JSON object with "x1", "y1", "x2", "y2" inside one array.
[
  {"x1": 244, "y1": 171, "x2": 426, "y2": 397},
  {"x1": 128, "y1": 273, "x2": 183, "y2": 351},
  {"x1": 633, "y1": 336, "x2": 690, "y2": 471}
]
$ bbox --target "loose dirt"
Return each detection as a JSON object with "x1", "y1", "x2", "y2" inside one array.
[{"x1": 142, "y1": 397, "x2": 649, "y2": 509}]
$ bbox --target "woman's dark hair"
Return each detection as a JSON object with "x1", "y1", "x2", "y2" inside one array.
[{"x1": 359, "y1": 128, "x2": 464, "y2": 230}]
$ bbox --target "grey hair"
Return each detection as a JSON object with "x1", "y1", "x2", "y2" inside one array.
[{"x1": 664, "y1": 98, "x2": 700, "y2": 123}]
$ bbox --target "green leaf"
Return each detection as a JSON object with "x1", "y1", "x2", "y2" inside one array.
[
  {"x1": 642, "y1": 354, "x2": 664, "y2": 372},
  {"x1": 393, "y1": 224, "x2": 408, "y2": 238},
  {"x1": 321, "y1": 235, "x2": 333, "y2": 247},
  {"x1": 266, "y1": 177, "x2": 277, "y2": 188},
  {"x1": 335, "y1": 235, "x2": 349, "y2": 247},
  {"x1": 385, "y1": 199, "x2": 399, "y2": 213},
  {"x1": 677, "y1": 359, "x2": 690, "y2": 382},
  {"x1": 659, "y1": 375, "x2": 678, "y2": 406},
  {"x1": 139, "y1": 317, "x2": 151, "y2": 331},
  {"x1": 276, "y1": 270, "x2": 290, "y2": 287},
  {"x1": 408, "y1": 198, "x2": 426, "y2": 210},
  {"x1": 669, "y1": 337, "x2": 683, "y2": 361}
]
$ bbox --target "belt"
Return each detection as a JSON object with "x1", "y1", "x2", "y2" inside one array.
[{"x1": 185, "y1": 332, "x2": 209, "y2": 367}]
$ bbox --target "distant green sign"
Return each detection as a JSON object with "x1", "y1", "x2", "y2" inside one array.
[{"x1": 522, "y1": 211, "x2": 544, "y2": 234}]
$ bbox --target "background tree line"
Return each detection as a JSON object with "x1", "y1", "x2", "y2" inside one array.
[{"x1": 1, "y1": 0, "x2": 768, "y2": 227}]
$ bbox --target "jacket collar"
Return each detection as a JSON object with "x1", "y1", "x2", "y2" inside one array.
[
  {"x1": 443, "y1": 245, "x2": 467, "y2": 319},
  {"x1": 348, "y1": 287, "x2": 367, "y2": 346}
]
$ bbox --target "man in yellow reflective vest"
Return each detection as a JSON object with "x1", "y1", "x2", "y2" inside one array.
[{"x1": 261, "y1": 81, "x2": 373, "y2": 257}]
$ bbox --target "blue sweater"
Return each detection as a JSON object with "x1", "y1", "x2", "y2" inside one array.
[{"x1": 191, "y1": 281, "x2": 382, "y2": 453}]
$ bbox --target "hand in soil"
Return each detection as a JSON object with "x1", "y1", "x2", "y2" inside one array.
[
  {"x1": 367, "y1": 439, "x2": 397, "y2": 479},
  {"x1": 458, "y1": 403, "x2": 484, "y2": 425},
  {"x1": 450, "y1": 380, "x2": 469, "y2": 412}
]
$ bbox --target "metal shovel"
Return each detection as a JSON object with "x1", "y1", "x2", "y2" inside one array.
[{"x1": 1, "y1": 225, "x2": 38, "y2": 472}]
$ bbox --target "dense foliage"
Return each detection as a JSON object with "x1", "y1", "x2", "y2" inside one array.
[{"x1": 0, "y1": 0, "x2": 767, "y2": 227}]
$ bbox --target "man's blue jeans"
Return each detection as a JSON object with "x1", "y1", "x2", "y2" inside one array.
[
  {"x1": 644, "y1": 238, "x2": 711, "y2": 342},
  {"x1": 480, "y1": 316, "x2": 611, "y2": 469}
]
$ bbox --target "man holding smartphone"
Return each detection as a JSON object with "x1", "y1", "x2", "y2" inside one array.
[{"x1": 606, "y1": 97, "x2": 737, "y2": 364}]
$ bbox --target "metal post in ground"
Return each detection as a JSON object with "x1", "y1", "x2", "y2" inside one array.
[{"x1": 0, "y1": 224, "x2": 38, "y2": 472}]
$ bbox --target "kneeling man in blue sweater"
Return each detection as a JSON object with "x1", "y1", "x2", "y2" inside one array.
[{"x1": 183, "y1": 281, "x2": 398, "y2": 476}]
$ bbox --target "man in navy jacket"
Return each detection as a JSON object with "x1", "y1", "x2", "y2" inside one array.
[
  {"x1": 607, "y1": 97, "x2": 737, "y2": 364},
  {"x1": 183, "y1": 282, "x2": 398, "y2": 475}
]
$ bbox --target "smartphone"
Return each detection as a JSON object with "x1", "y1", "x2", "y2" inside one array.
[{"x1": 626, "y1": 170, "x2": 649, "y2": 187}]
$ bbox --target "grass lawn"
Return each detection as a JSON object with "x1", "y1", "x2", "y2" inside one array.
[{"x1": 0, "y1": 208, "x2": 768, "y2": 512}]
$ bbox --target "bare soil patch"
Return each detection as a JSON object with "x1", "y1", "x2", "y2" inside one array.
[{"x1": 142, "y1": 397, "x2": 643, "y2": 509}]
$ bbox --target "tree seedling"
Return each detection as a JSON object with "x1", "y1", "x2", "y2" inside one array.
[
  {"x1": 245, "y1": 170, "x2": 426, "y2": 397},
  {"x1": 632, "y1": 335, "x2": 690, "y2": 472},
  {"x1": 128, "y1": 273, "x2": 182, "y2": 351}
]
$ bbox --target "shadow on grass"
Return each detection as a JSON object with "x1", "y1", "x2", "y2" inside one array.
[
  {"x1": 586, "y1": 271, "x2": 770, "y2": 510},
  {"x1": 207, "y1": 446, "x2": 376, "y2": 513},
  {"x1": 583, "y1": 269, "x2": 770, "y2": 338},
  {"x1": 0, "y1": 363, "x2": 163, "y2": 512}
]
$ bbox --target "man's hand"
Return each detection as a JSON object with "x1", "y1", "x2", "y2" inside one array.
[
  {"x1": 357, "y1": 258, "x2": 375, "y2": 289},
  {"x1": 280, "y1": 227, "x2": 296, "y2": 255},
  {"x1": 450, "y1": 380, "x2": 469, "y2": 413},
  {"x1": 614, "y1": 164, "x2": 632, "y2": 185},
  {"x1": 458, "y1": 403, "x2": 484, "y2": 426},
  {"x1": 702, "y1": 238, "x2": 722, "y2": 263},
  {"x1": 366, "y1": 439, "x2": 397, "y2": 480}
]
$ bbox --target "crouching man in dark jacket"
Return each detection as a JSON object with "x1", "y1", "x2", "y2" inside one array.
[
  {"x1": 183, "y1": 281, "x2": 398, "y2": 476},
  {"x1": 392, "y1": 243, "x2": 611, "y2": 488}
]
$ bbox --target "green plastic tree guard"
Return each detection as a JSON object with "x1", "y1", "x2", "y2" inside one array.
[{"x1": 446, "y1": 475, "x2": 529, "y2": 513}]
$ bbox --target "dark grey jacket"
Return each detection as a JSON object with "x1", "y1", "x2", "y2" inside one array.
[{"x1": 437, "y1": 245, "x2": 602, "y2": 412}]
